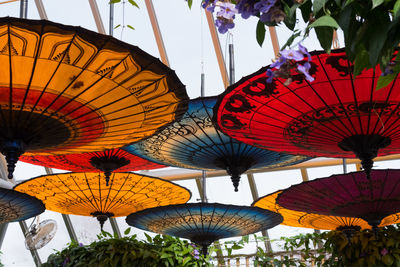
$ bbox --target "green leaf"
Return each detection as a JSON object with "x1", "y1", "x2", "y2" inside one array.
[
  {"x1": 308, "y1": 15, "x2": 339, "y2": 29},
  {"x1": 256, "y1": 20, "x2": 266, "y2": 47},
  {"x1": 315, "y1": 26, "x2": 333, "y2": 53},
  {"x1": 376, "y1": 74, "x2": 396, "y2": 90},
  {"x1": 300, "y1": 0, "x2": 312, "y2": 23},
  {"x1": 124, "y1": 228, "x2": 131, "y2": 235},
  {"x1": 281, "y1": 30, "x2": 301, "y2": 50},
  {"x1": 372, "y1": 0, "x2": 384, "y2": 9},
  {"x1": 313, "y1": 0, "x2": 328, "y2": 15},
  {"x1": 127, "y1": 25, "x2": 135, "y2": 30},
  {"x1": 187, "y1": 0, "x2": 193, "y2": 9},
  {"x1": 109, "y1": 0, "x2": 121, "y2": 3},
  {"x1": 394, "y1": 0, "x2": 400, "y2": 19},
  {"x1": 127, "y1": 0, "x2": 139, "y2": 8}
]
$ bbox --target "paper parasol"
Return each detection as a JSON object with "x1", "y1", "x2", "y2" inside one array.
[
  {"x1": 20, "y1": 149, "x2": 166, "y2": 185},
  {"x1": 126, "y1": 203, "x2": 283, "y2": 255},
  {"x1": 0, "y1": 17, "x2": 188, "y2": 179},
  {"x1": 276, "y1": 170, "x2": 400, "y2": 232},
  {"x1": 14, "y1": 172, "x2": 191, "y2": 229},
  {"x1": 124, "y1": 96, "x2": 309, "y2": 191},
  {"x1": 0, "y1": 187, "x2": 44, "y2": 223},
  {"x1": 214, "y1": 49, "x2": 400, "y2": 178}
]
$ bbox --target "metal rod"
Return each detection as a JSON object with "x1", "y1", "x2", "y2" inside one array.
[
  {"x1": 109, "y1": 2, "x2": 114, "y2": 36},
  {"x1": 34, "y1": 0, "x2": 47, "y2": 19},
  {"x1": 201, "y1": 170, "x2": 207, "y2": 203},
  {"x1": 20, "y1": 221, "x2": 41, "y2": 267},
  {"x1": 205, "y1": 10, "x2": 229, "y2": 88},
  {"x1": 247, "y1": 173, "x2": 272, "y2": 252},
  {"x1": 61, "y1": 214, "x2": 78, "y2": 242},
  {"x1": 200, "y1": 73, "x2": 205, "y2": 97},
  {"x1": 109, "y1": 218, "x2": 121, "y2": 238},
  {"x1": 0, "y1": 223, "x2": 8, "y2": 249},
  {"x1": 19, "y1": 0, "x2": 27, "y2": 19},
  {"x1": 88, "y1": 0, "x2": 106, "y2": 34},
  {"x1": 268, "y1": 26, "x2": 280, "y2": 57},
  {"x1": 145, "y1": 0, "x2": 170, "y2": 66},
  {"x1": 229, "y1": 43, "x2": 235, "y2": 85},
  {"x1": 342, "y1": 158, "x2": 347, "y2": 174}
]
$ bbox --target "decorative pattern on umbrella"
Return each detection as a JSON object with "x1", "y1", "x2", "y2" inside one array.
[
  {"x1": 20, "y1": 149, "x2": 166, "y2": 185},
  {"x1": 14, "y1": 172, "x2": 191, "y2": 229},
  {"x1": 124, "y1": 96, "x2": 309, "y2": 191},
  {"x1": 276, "y1": 170, "x2": 400, "y2": 231},
  {"x1": 126, "y1": 203, "x2": 283, "y2": 255},
  {"x1": 0, "y1": 188, "x2": 44, "y2": 223},
  {"x1": 214, "y1": 49, "x2": 400, "y2": 178},
  {"x1": 0, "y1": 17, "x2": 188, "y2": 179}
]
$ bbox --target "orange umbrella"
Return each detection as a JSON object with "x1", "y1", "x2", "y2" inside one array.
[
  {"x1": 15, "y1": 172, "x2": 191, "y2": 229},
  {"x1": 0, "y1": 17, "x2": 188, "y2": 179}
]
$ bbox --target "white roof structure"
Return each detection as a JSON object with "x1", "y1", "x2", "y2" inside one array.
[{"x1": 0, "y1": 1, "x2": 400, "y2": 266}]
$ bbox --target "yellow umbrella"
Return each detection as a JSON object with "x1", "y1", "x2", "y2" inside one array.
[{"x1": 15, "y1": 172, "x2": 191, "y2": 229}]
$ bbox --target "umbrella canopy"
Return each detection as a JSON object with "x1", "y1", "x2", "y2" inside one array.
[
  {"x1": 253, "y1": 190, "x2": 400, "y2": 239},
  {"x1": 276, "y1": 169, "x2": 400, "y2": 231},
  {"x1": 126, "y1": 203, "x2": 283, "y2": 255},
  {"x1": 20, "y1": 149, "x2": 166, "y2": 185},
  {"x1": 14, "y1": 172, "x2": 191, "y2": 229},
  {"x1": 124, "y1": 96, "x2": 309, "y2": 191},
  {"x1": 0, "y1": 17, "x2": 188, "y2": 179},
  {"x1": 0, "y1": 187, "x2": 44, "y2": 223},
  {"x1": 213, "y1": 49, "x2": 400, "y2": 178}
]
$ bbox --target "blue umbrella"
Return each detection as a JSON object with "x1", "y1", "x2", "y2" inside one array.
[
  {"x1": 0, "y1": 188, "x2": 44, "y2": 223},
  {"x1": 124, "y1": 96, "x2": 310, "y2": 191},
  {"x1": 126, "y1": 202, "x2": 282, "y2": 255}
]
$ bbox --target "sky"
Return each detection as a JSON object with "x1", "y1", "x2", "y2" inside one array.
[{"x1": 0, "y1": 0, "x2": 390, "y2": 266}]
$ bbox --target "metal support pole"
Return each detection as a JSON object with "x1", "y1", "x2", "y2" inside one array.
[
  {"x1": 247, "y1": 173, "x2": 273, "y2": 252},
  {"x1": 88, "y1": 0, "x2": 106, "y2": 34},
  {"x1": 20, "y1": 221, "x2": 41, "y2": 267},
  {"x1": 109, "y1": 2, "x2": 114, "y2": 36},
  {"x1": 0, "y1": 223, "x2": 8, "y2": 249},
  {"x1": 205, "y1": 11, "x2": 229, "y2": 88},
  {"x1": 342, "y1": 159, "x2": 347, "y2": 174},
  {"x1": 44, "y1": 167, "x2": 78, "y2": 242},
  {"x1": 109, "y1": 218, "x2": 121, "y2": 238},
  {"x1": 144, "y1": 0, "x2": 170, "y2": 66},
  {"x1": 228, "y1": 43, "x2": 235, "y2": 85},
  {"x1": 268, "y1": 26, "x2": 280, "y2": 57},
  {"x1": 19, "y1": 0, "x2": 27, "y2": 19},
  {"x1": 34, "y1": 0, "x2": 47, "y2": 19}
]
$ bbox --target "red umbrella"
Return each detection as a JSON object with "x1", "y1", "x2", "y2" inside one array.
[
  {"x1": 20, "y1": 149, "x2": 165, "y2": 185},
  {"x1": 214, "y1": 49, "x2": 400, "y2": 178}
]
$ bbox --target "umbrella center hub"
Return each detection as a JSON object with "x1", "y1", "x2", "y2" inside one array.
[
  {"x1": 0, "y1": 111, "x2": 71, "y2": 178},
  {"x1": 214, "y1": 156, "x2": 255, "y2": 192},
  {"x1": 91, "y1": 212, "x2": 114, "y2": 230},
  {"x1": 336, "y1": 225, "x2": 361, "y2": 242},
  {"x1": 90, "y1": 155, "x2": 130, "y2": 185},
  {"x1": 338, "y1": 134, "x2": 391, "y2": 178}
]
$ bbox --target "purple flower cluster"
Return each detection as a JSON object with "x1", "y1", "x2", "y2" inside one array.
[
  {"x1": 266, "y1": 44, "x2": 314, "y2": 85},
  {"x1": 202, "y1": 0, "x2": 285, "y2": 34}
]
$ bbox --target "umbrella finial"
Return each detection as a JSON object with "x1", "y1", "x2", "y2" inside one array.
[
  {"x1": 1, "y1": 140, "x2": 25, "y2": 179},
  {"x1": 91, "y1": 212, "x2": 114, "y2": 231},
  {"x1": 90, "y1": 154, "x2": 130, "y2": 185},
  {"x1": 201, "y1": 245, "x2": 208, "y2": 256},
  {"x1": 337, "y1": 225, "x2": 361, "y2": 243},
  {"x1": 338, "y1": 134, "x2": 391, "y2": 179},
  {"x1": 231, "y1": 174, "x2": 240, "y2": 192}
]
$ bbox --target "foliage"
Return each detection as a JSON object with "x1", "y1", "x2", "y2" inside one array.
[
  {"x1": 42, "y1": 230, "x2": 212, "y2": 267},
  {"x1": 226, "y1": 224, "x2": 400, "y2": 267}
]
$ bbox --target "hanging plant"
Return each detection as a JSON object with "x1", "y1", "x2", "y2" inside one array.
[{"x1": 183, "y1": 0, "x2": 400, "y2": 89}]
